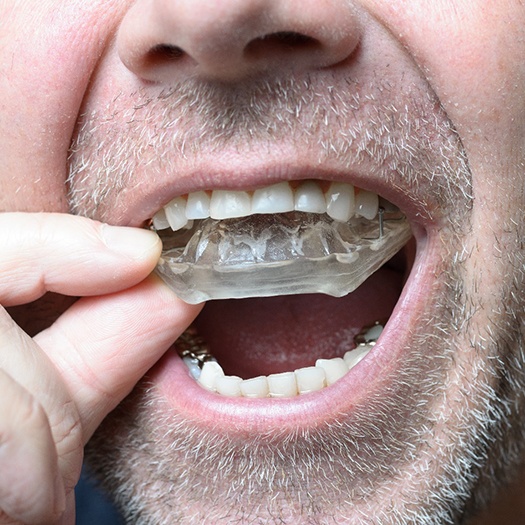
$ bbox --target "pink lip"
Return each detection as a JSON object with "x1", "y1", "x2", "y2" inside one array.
[{"x1": 148, "y1": 225, "x2": 437, "y2": 433}]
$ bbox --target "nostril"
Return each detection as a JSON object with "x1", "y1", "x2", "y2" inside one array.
[
  {"x1": 145, "y1": 44, "x2": 186, "y2": 67},
  {"x1": 262, "y1": 31, "x2": 318, "y2": 48},
  {"x1": 245, "y1": 31, "x2": 321, "y2": 59}
]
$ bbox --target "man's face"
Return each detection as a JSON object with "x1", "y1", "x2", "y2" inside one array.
[{"x1": 2, "y1": 0, "x2": 525, "y2": 523}]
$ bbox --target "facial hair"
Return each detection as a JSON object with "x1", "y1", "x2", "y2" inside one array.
[{"x1": 69, "y1": 73, "x2": 525, "y2": 524}]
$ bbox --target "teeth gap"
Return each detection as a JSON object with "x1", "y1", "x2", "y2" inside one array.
[{"x1": 176, "y1": 323, "x2": 383, "y2": 398}]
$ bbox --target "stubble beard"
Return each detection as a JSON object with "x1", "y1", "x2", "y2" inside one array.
[{"x1": 70, "y1": 74, "x2": 525, "y2": 524}]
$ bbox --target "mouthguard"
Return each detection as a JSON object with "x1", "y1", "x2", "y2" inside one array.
[{"x1": 155, "y1": 210, "x2": 412, "y2": 304}]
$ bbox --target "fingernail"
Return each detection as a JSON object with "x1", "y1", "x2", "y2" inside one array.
[{"x1": 101, "y1": 225, "x2": 161, "y2": 259}]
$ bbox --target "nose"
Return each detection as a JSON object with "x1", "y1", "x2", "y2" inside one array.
[{"x1": 117, "y1": 0, "x2": 361, "y2": 82}]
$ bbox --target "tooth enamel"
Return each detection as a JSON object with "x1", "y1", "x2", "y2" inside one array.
[
  {"x1": 215, "y1": 375, "x2": 243, "y2": 397},
  {"x1": 240, "y1": 376, "x2": 270, "y2": 398},
  {"x1": 325, "y1": 182, "x2": 356, "y2": 222},
  {"x1": 198, "y1": 361, "x2": 225, "y2": 392},
  {"x1": 191, "y1": 354, "x2": 370, "y2": 397},
  {"x1": 363, "y1": 323, "x2": 383, "y2": 342},
  {"x1": 210, "y1": 190, "x2": 251, "y2": 220},
  {"x1": 294, "y1": 366, "x2": 326, "y2": 394},
  {"x1": 182, "y1": 356, "x2": 202, "y2": 380},
  {"x1": 267, "y1": 372, "x2": 298, "y2": 397},
  {"x1": 184, "y1": 331, "x2": 378, "y2": 397},
  {"x1": 343, "y1": 346, "x2": 372, "y2": 369},
  {"x1": 252, "y1": 182, "x2": 295, "y2": 215},
  {"x1": 152, "y1": 208, "x2": 171, "y2": 230},
  {"x1": 294, "y1": 181, "x2": 327, "y2": 214},
  {"x1": 315, "y1": 358, "x2": 349, "y2": 386},
  {"x1": 153, "y1": 182, "x2": 390, "y2": 233},
  {"x1": 186, "y1": 191, "x2": 211, "y2": 220},
  {"x1": 165, "y1": 196, "x2": 188, "y2": 230},
  {"x1": 355, "y1": 190, "x2": 379, "y2": 220}
]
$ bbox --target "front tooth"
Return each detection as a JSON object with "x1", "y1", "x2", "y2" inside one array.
[
  {"x1": 294, "y1": 181, "x2": 327, "y2": 214},
  {"x1": 252, "y1": 182, "x2": 294, "y2": 215},
  {"x1": 325, "y1": 182, "x2": 356, "y2": 222},
  {"x1": 198, "y1": 361, "x2": 225, "y2": 392},
  {"x1": 267, "y1": 372, "x2": 298, "y2": 397},
  {"x1": 294, "y1": 366, "x2": 326, "y2": 394},
  {"x1": 355, "y1": 190, "x2": 379, "y2": 220},
  {"x1": 165, "y1": 196, "x2": 188, "y2": 230},
  {"x1": 315, "y1": 358, "x2": 349, "y2": 386},
  {"x1": 210, "y1": 190, "x2": 251, "y2": 219},
  {"x1": 344, "y1": 346, "x2": 372, "y2": 369},
  {"x1": 240, "y1": 376, "x2": 269, "y2": 398},
  {"x1": 152, "y1": 208, "x2": 170, "y2": 230},
  {"x1": 186, "y1": 191, "x2": 211, "y2": 220},
  {"x1": 215, "y1": 375, "x2": 243, "y2": 397}
]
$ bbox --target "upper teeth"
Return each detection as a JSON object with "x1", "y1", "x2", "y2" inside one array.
[{"x1": 152, "y1": 181, "x2": 380, "y2": 231}]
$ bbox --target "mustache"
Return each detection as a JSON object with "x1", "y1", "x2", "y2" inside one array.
[{"x1": 67, "y1": 72, "x2": 472, "y2": 222}]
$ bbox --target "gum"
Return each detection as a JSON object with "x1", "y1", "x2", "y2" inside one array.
[{"x1": 155, "y1": 211, "x2": 412, "y2": 304}]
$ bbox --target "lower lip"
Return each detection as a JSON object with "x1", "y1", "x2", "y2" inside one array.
[{"x1": 149, "y1": 228, "x2": 437, "y2": 434}]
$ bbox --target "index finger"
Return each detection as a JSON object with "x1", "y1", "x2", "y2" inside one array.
[{"x1": 34, "y1": 275, "x2": 203, "y2": 442}]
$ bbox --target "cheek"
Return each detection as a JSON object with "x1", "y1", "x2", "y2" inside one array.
[
  {"x1": 0, "y1": 0, "x2": 131, "y2": 213},
  {"x1": 365, "y1": 1, "x2": 525, "y2": 232},
  {"x1": 363, "y1": 1, "x2": 525, "y2": 159}
]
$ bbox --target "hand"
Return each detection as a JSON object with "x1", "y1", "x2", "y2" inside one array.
[{"x1": 0, "y1": 213, "x2": 202, "y2": 524}]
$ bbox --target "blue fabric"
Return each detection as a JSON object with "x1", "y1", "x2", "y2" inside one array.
[{"x1": 75, "y1": 467, "x2": 125, "y2": 525}]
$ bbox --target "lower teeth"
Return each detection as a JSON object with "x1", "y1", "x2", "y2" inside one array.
[
  {"x1": 177, "y1": 323, "x2": 383, "y2": 398},
  {"x1": 156, "y1": 210, "x2": 411, "y2": 304}
]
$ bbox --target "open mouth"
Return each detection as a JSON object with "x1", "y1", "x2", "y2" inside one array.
[{"x1": 150, "y1": 179, "x2": 419, "y2": 404}]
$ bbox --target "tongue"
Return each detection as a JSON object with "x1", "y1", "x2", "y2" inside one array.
[{"x1": 193, "y1": 265, "x2": 403, "y2": 378}]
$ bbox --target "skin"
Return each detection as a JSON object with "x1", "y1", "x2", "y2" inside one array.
[{"x1": 0, "y1": 0, "x2": 524, "y2": 524}]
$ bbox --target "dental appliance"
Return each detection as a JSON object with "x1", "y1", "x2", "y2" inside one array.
[{"x1": 154, "y1": 205, "x2": 411, "y2": 304}]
